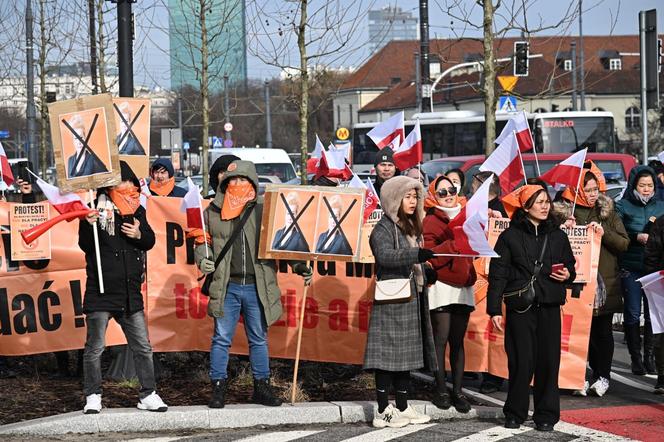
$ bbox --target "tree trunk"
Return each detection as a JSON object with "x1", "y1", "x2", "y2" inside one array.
[
  {"x1": 200, "y1": 0, "x2": 210, "y2": 194},
  {"x1": 298, "y1": 0, "x2": 309, "y2": 184},
  {"x1": 482, "y1": 1, "x2": 496, "y2": 155},
  {"x1": 97, "y1": 0, "x2": 107, "y2": 93},
  {"x1": 38, "y1": 0, "x2": 48, "y2": 175}
]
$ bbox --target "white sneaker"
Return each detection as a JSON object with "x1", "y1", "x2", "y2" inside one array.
[
  {"x1": 137, "y1": 391, "x2": 168, "y2": 412},
  {"x1": 572, "y1": 381, "x2": 589, "y2": 397},
  {"x1": 83, "y1": 393, "x2": 101, "y2": 414},
  {"x1": 400, "y1": 405, "x2": 431, "y2": 424},
  {"x1": 372, "y1": 404, "x2": 410, "y2": 428},
  {"x1": 589, "y1": 377, "x2": 609, "y2": 397}
]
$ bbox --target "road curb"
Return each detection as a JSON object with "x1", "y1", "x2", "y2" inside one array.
[{"x1": 0, "y1": 401, "x2": 503, "y2": 436}]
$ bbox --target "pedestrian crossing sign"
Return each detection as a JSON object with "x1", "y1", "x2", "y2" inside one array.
[{"x1": 498, "y1": 96, "x2": 518, "y2": 113}]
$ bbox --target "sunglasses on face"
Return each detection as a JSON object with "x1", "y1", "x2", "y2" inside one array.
[{"x1": 436, "y1": 187, "x2": 458, "y2": 198}]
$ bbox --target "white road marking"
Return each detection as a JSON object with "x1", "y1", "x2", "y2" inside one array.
[
  {"x1": 340, "y1": 423, "x2": 437, "y2": 442},
  {"x1": 235, "y1": 430, "x2": 325, "y2": 442},
  {"x1": 609, "y1": 371, "x2": 655, "y2": 392},
  {"x1": 449, "y1": 425, "x2": 530, "y2": 441},
  {"x1": 120, "y1": 438, "x2": 182, "y2": 442},
  {"x1": 611, "y1": 365, "x2": 658, "y2": 380}
]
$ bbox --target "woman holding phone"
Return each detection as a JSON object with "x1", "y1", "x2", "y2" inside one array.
[{"x1": 487, "y1": 184, "x2": 575, "y2": 432}]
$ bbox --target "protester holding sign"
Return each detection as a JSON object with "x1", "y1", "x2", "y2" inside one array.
[
  {"x1": 554, "y1": 165, "x2": 629, "y2": 397},
  {"x1": 616, "y1": 165, "x2": 664, "y2": 376},
  {"x1": 487, "y1": 185, "x2": 575, "y2": 432},
  {"x1": 148, "y1": 158, "x2": 186, "y2": 198},
  {"x1": 364, "y1": 176, "x2": 437, "y2": 428},
  {"x1": 422, "y1": 175, "x2": 475, "y2": 413},
  {"x1": 195, "y1": 160, "x2": 312, "y2": 409},
  {"x1": 79, "y1": 161, "x2": 167, "y2": 414},
  {"x1": 643, "y1": 213, "x2": 664, "y2": 394}
]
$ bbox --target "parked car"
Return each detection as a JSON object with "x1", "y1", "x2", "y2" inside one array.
[{"x1": 208, "y1": 148, "x2": 298, "y2": 184}]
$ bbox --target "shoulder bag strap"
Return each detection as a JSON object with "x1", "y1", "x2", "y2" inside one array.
[
  {"x1": 532, "y1": 234, "x2": 548, "y2": 279},
  {"x1": 212, "y1": 205, "x2": 254, "y2": 269}
]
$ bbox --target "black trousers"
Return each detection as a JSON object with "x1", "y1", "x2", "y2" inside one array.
[
  {"x1": 504, "y1": 305, "x2": 561, "y2": 425},
  {"x1": 588, "y1": 313, "x2": 614, "y2": 380}
]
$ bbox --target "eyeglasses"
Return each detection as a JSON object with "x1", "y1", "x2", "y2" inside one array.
[
  {"x1": 583, "y1": 187, "x2": 600, "y2": 195},
  {"x1": 436, "y1": 187, "x2": 458, "y2": 198}
]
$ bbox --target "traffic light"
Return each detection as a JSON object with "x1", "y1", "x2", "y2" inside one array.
[
  {"x1": 514, "y1": 41, "x2": 529, "y2": 77},
  {"x1": 46, "y1": 91, "x2": 56, "y2": 103}
]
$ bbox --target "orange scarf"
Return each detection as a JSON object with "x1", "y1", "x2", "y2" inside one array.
[
  {"x1": 149, "y1": 177, "x2": 175, "y2": 196},
  {"x1": 561, "y1": 163, "x2": 606, "y2": 208},
  {"x1": 221, "y1": 181, "x2": 255, "y2": 220},
  {"x1": 108, "y1": 182, "x2": 141, "y2": 216},
  {"x1": 501, "y1": 185, "x2": 544, "y2": 219},
  {"x1": 424, "y1": 176, "x2": 461, "y2": 210}
]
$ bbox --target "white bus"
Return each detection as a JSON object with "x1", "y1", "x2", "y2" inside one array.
[{"x1": 351, "y1": 111, "x2": 616, "y2": 170}]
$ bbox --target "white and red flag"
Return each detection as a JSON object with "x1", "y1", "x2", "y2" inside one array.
[
  {"x1": 393, "y1": 120, "x2": 422, "y2": 170},
  {"x1": 0, "y1": 141, "x2": 14, "y2": 188},
  {"x1": 348, "y1": 173, "x2": 379, "y2": 222},
  {"x1": 495, "y1": 111, "x2": 534, "y2": 153},
  {"x1": 539, "y1": 148, "x2": 588, "y2": 189},
  {"x1": 316, "y1": 148, "x2": 353, "y2": 181},
  {"x1": 638, "y1": 271, "x2": 664, "y2": 334},
  {"x1": 479, "y1": 131, "x2": 525, "y2": 195},
  {"x1": 180, "y1": 177, "x2": 204, "y2": 229},
  {"x1": 366, "y1": 111, "x2": 404, "y2": 149},
  {"x1": 306, "y1": 134, "x2": 326, "y2": 174},
  {"x1": 36, "y1": 178, "x2": 88, "y2": 215}
]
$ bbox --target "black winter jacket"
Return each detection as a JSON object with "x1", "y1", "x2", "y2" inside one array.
[
  {"x1": 79, "y1": 204, "x2": 155, "y2": 313},
  {"x1": 644, "y1": 214, "x2": 664, "y2": 274},
  {"x1": 487, "y1": 211, "x2": 576, "y2": 316}
]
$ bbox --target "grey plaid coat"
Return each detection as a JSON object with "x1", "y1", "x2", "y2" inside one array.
[{"x1": 363, "y1": 216, "x2": 438, "y2": 372}]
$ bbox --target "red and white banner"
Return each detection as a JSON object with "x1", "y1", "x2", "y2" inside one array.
[
  {"x1": 393, "y1": 120, "x2": 422, "y2": 170},
  {"x1": 448, "y1": 178, "x2": 498, "y2": 257},
  {"x1": 306, "y1": 135, "x2": 326, "y2": 174},
  {"x1": 348, "y1": 174, "x2": 379, "y2": 223},
  {"x1": 366, "y1": 111, "x2": 404, "y2": 149},
  {"x1": 479, "y1": 132, "x2": 524, "y2": 195},
  {"x1": 36, "y1": 178, "x2": 88, "y2": 215},
  {"x1": 180, "y1": 177, "x2": 204, "y2": 229},
  {"x1": 495, "y1": 111, "x2": 533, "y2": 152},
  {"x1": 317, "y1": 149, "x2": 352, "y2": 180},
  {"x1": 540, "y1": 148, "x2": 588, "y2": 189},
  {"x1": 638, "y1": 271, "x2": 664, "y2": 334},
  {"x1": 0, "y1": 141, "x2": 14, "y2": 187}
]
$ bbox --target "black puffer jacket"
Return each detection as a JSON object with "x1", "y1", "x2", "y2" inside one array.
[
  {"x1": 487, "y1": 211, "x2": 576, "y2": 316},
  {"x1": 79, "y1": 203, "x2": 155, "y2": 313}
]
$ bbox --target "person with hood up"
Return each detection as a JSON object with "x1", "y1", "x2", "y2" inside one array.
[
  {"x1": 195, "y1": 160, "x2": 313, "y2": 409},
  {"x1": 148, "y1": 158, "x2": 187, "y2": 198},
  {"x1": 372, "y1": 148, "x2": 399, "y2": 198},
  {"x1": 206, "y1": 154, "x2": 241, "y2": 199},
  {"x1": 616, "y1": 165, "x2": 664, "y2": 375},
  {"x1": 364, "y1": 176, "x2": 438, "y2": 428},
  {"x1": 553, "y1": 163, "x2": 629, "y2": 397},
  {"x1": 487, "y1": 185, "x2": 575, "y2": 432},
  {"x1": 80, "y1": 161, "x2": 167, "y2": 414},
  {"x1": 422, "y1": 175, "x2": 476, "y2": 413}
]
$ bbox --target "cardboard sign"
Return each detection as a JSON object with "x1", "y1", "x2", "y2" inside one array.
[
  {"x1": 48, "y1": 94, "x2": 121, "y2": 192},
  {"x1": 113, "y1": 98, "x2": 151, "y2": 178},
  {"x1": 259, "y1": 185, "x2": 365, "y2": 262},
  {"x1": 9, "y1": 202, "x2": 51, "y2": 260},
  {"x1": 358, "y1": 209, "x2": 382, "y2": 263}
]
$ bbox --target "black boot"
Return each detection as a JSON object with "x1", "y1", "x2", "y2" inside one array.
[
  {"x1": 643, "y1": 322, "x2": 657, "y2": 375},
  {"x1": 252, "y1": 378, "x2": 283, "y2": 406},
  {"x1": 625, "y1": 324, "x2": 646, "y2": 375},
  {"x1": 432, "y1": 386, "x2": 451, "y2": 410},
  {"x1": 209, "y1": 379, "x2": 227, "y2": 408}
]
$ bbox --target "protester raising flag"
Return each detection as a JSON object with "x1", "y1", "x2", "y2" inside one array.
[
  {"x1": 539, "y1": 148, "x2": 588, "y2": 190},
  {"x1": 495, "y1": 111, "x2": 534, "y2": 152},
  {"x1": 348, "y1": 173, "x2": 379, "y2": 222},
  {"x1": 180, "y1": 177, "x2": 204, "y2": 229},
  {"x1": 366, "y1": 111, "x2": 404, "y2": 149},
  {"x1": 0, "y1": 141, "x2": 14, "y2": 188},
  {"x1": 393, "y1": 120, "x2": 422, "y2": 170},
  {"x1": 637, "y1": 271, "x2": 664, "y2": 334},
  {"x1": 306, "y1": 134, "x2": 326, "y2": 174},
  {"x1": 479, "y1": 131, "x2": 525, "y2": 195},
  {"x1": 316, "y1": 148, "x2": 353, "y2": 181}
]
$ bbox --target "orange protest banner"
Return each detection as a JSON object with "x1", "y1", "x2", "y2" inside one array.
[{"x1": 9, "y1": 202, "x2": 51, "y2": 260}]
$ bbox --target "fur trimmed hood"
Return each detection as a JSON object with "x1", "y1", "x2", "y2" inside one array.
[
  {"x1": 553, "y1": 193, "x2": 613, "y2": 222},
  {"x1": 380, "y1": 176, "x2": 425, "y2": 226}
]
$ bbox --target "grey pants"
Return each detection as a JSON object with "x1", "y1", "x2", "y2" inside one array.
[{"x1": 83, "y1": 310, "x2": 156, "y2": 399}]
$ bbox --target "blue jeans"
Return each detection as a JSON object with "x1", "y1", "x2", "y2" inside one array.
[
  {"x1": 621, "y1": 270, "x2": 651, "y2": 327},
  {"x1": 210, "y1": 282, "x2": 270, "y2": 380}
]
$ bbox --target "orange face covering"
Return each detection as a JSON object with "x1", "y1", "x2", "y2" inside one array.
[
  {"x1": 501, "y1": 185, "x2": 544, "y2": 219},
  {"x1": 561, "y1": 166, "x2": 604, "y2": 208},
  {"x1": 109, "y1": 182, "x2": 141, "y2": 216},
  {"x1": 149, "y1": 176, "x2": 175, "y2": 196},
  {"x1": 221, "y1": 180, "x2": 256, "y2": 220}
]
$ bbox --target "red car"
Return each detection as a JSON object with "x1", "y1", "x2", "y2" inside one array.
[{"x1": 421, "y1": 153, "x2": 637, "y2": 193}]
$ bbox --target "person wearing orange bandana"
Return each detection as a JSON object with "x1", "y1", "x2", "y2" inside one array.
[
  {"x1": 552, "y1": 165, "x2": 629, "y2": 397},
  {"x1": 148, "y1": 158, "x2": 187, "y2": 198},
  {"x1": 79, "y1": 161, "x2": 168, "y2": 415},
  {"x1": 195, "y1": 160, "x2": 312, "y2": 409},
  {"x1": 487, "y1": 184, "x2": 575, "y2": 432}
]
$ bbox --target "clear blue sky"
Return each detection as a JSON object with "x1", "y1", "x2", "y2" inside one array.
[{"x1": 133, "y1": 0, "x2": 664, "y2": 89}]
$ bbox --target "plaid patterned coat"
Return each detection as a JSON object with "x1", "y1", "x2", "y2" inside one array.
[{"x1": 363, "y1": 215, "x2": 438, "y2": 372}]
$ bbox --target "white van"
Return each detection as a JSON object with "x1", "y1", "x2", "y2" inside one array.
[{"x1": 208, "y1": 148, "x2": 298, "y2": 183}]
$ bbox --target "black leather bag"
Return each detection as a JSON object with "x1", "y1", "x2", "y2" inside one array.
[
  {"x1": 199, "y1": 206, "x2": 254, "y2": 296},
  {"x1": 502, "y1": 234, "x2": 548, "y2": 313}
]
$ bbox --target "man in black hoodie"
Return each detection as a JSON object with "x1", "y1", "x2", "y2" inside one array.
[{"x1": 372, "y1": 148, "x2": 398, "y2": 198}]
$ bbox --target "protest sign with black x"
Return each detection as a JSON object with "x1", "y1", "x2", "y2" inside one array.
[
  {"x1": 61, "y1": 113, "x2": 105, "y2": 171},
  {"x1": 321, "y1": 196, "x2": 357, "y2": 244},
  {"x1": 275, "y1": 192, "x2": 314, "y2": 250},
  {"x1": 113, "y1": 102, "x2": 146, "y2": 152}
]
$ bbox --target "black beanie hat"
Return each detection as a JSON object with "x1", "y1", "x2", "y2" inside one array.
[
  {"x1": 150, "y1": 158, "x2": 175, "y2": 178},
  {"x1": 374, "y1": 147, "x2": 395, "y2": 167},
  {"x1": 209, "y1": 154, "x2": 241, "y2": 193},
  {"x1": 119, "y1": 161, "x2": 140, "y2": 189}
]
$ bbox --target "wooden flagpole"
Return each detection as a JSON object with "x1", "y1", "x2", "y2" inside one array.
[
  {"x1": 88, "y1": 189, "x2": 105, "y2": 293},
  {"x1": 196, "y1": 187, "x2": 210, "y2": 258},
  {"x1": 514, "y1": 131, "x2": 528, "y2": 183},
  {"x1": 291, "y1": 273, "x2": 312, "y2": 404}
]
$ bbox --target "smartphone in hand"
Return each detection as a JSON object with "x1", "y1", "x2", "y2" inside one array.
[
  {"x1": 551, "y1": 263, "x2": 564, "y2": 273},
  {"x1": 121, "y1": 214, "x2": 134, "y2": 225}
]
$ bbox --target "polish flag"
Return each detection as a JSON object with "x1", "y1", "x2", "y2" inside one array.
[
  {"x1": 448, "y1": 173, "x2": 492, "y2": 230},
  {"x1": 0, "y1": 142, "x2": 14, "y2": 187},
  {"x1": 36, "y1": 178, "x2": 88, "y2": 215},
  {"x1": 139, "y1": 177, "x2": 151, "y2": 208},
  {"x1": 393, "y1": 120, "x2": 422, "y2": 170},
  {"x1": 316, "y1": 148, "x2": 353, "y2": 180},
  {"x1": 495, "y1": 111, "x2": 534, "y2": 152},
  {"x1": 367, "y1": 111, "x2": 405, "y2": 149},
  {"x1": 348, "y1": 173, "x2": 379, "y2": 222},
  {"x1": 449, "y1": 178, "x2": 499, "y2": 257},
  {"x1": 306, "y1": 134, "x2": 326, "y2": 174},
  {"x1": 479, "y1": 131, "x2": 525, "y2": 195},
  {"x1": 180, "y1": 177, "x2": 204, "y2": 229},
  {"x1": 539, "y1": 148, "x2": 588, "y2": 189},
  {"x1": 637, "y1": 271, "x2": 664, "y2": 334}
]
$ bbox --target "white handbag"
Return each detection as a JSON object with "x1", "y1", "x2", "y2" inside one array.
[{"x1": 373, "y1": 223, "x2": 414, "y2": 304}]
